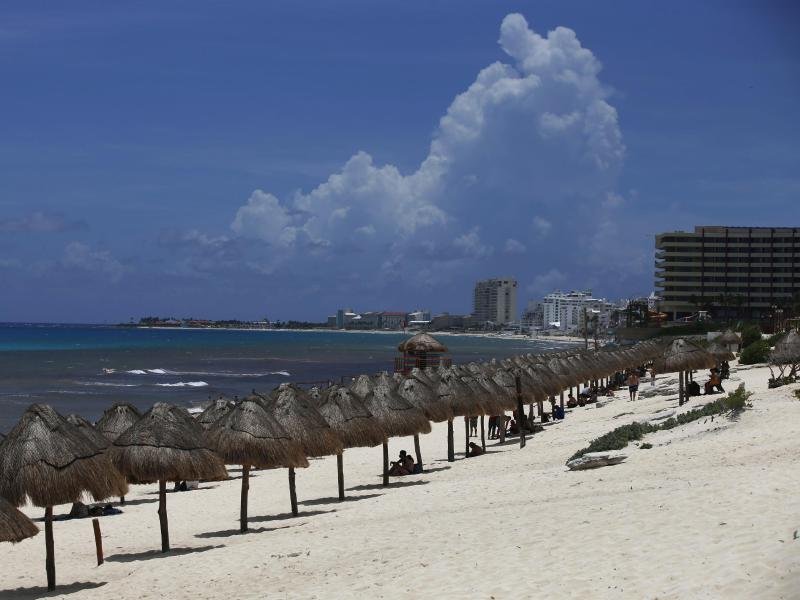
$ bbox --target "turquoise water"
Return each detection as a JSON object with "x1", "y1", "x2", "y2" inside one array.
[{"x1": 0, "y1": 324, "x2": 576, "y2": 431}]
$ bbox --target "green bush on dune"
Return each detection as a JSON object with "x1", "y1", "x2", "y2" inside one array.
[
  {"x1": 568, "y1": 385, "x2": 752, "y2": 462},
  {"x1": 739, "y1": 324, "x2": 763, "y2": 348},
  {"x1": 739, "y1": 340, "x2": 770, "y2": 364}
]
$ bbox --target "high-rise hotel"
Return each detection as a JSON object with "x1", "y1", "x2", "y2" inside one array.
[
  {"x1": 655, "y1": 226, "x2": 800, "y2": 320},
  {"x1": 473, "y1": 277, "x2": 518, "y2": 325}
]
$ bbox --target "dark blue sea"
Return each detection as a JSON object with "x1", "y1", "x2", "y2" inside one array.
[{"x1": 0, "y1": 324, "x2": 577, "y2": 432}]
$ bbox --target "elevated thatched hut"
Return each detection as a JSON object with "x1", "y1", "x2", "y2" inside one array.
[
  {"x1": 205, "y1": 395, "x2": 308, "y2": 531},
  {"x1": 95, "y1": 403, "x2": 141, "y2": 442},
  {"x1": 0, "y1": 404, "x2": 127, "y2": 590},
  {"x1": 314, "y1": 385, "x2": 387, "y2": 499},
  {"x1": 396, "y1": 333, "x2": 450, "y2": 373},
  {"x1": 0, "y1": 495, "x2": 38, "y2": 544},
  {"x1": 111, "y1": 403, "x2": 227, "y2": 552}
]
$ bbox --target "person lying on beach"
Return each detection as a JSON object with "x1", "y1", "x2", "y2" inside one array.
[
  {"x1": 389, "y1": 450, "x2": 412, "y2": 476},
  {"x1": 467, "y1": 442, "x2": 484, "y2": 457}
]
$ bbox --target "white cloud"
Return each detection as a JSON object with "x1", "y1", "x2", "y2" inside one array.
[
  {"x1": 62, "y1": 242, "x2": 124, "y2": 282},
  {"x1": 602, "y1": 191, "x2": 624, "y2": 209},
  {"x1": 532, "y1": 216, "x2": 552, "y2": 238},
  {"x1": 224, "y1": 13, "x2": 625, "y2": 307},
  {"x1": 526, "y1": 268, "x2": 567, "y2": 296},
  {"x1": 504, "y1": 238, "x2": 527, "y2": 254}
]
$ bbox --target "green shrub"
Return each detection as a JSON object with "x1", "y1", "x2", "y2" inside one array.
[
  {"x1": 568, "y1": 385, "x2": 751, "y2": 462},
  {"x1": 794, "y1": 389, "x2": 800, "y2": 401},
  {"x1": 739, "y1": 324, "x2": 763, "y2": 348},
  {"x1": 640, "y1": 443, "x2": 653, "y2": 449},
  {"x1": 766, "y1": 331, "x2": 787, "y2": 347},
  {"x1": 739, "y1": 340, "x2": 770, "y2": 364}
]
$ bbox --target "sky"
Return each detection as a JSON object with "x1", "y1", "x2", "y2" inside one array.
[{"x1": 1, "y1": 1, "x2": 798, "y2": 323}]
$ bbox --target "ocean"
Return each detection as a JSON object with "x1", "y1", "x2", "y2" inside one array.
[{"x1": 0, "y1": 324, "x2": 577, "y2": 432}]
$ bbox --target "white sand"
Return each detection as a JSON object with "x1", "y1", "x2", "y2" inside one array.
[{"x1": 2, "y1": 362, "x2": 799, "y2": 599}]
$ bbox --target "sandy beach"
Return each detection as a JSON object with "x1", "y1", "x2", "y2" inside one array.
[{"x1": 2, "y1": 360, "x2": 798, "y2": 599}]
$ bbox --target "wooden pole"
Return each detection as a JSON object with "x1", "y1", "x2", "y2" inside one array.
[
  {"x1": 464, "y1": 416, "x2": 470, "y2": 456},
  {"x1": 537, "y1": 398, "x2": 545, "y2": 418},
  {"x1": 289, "y1": 467, "x2": 298, "y2": 516},
  {"x1": 45, "y1": 505, "x2": 55, "y2": 591},
  {"x1": 337, "y1": 452, "x2": 345, "y2": 500},
  {"x1": 560, "y1": 391, "x2": 565, "y2": 410},
  {"x1": 447, "y1": 419, "x2": 454, "y2": 462},
  {"x1": 120, "y1": 496, "x2": 125, "y2": 505},
  {"x1": 382, "y1": 441, "x2": 390, "y2": 486},
  {"x1": 413, "y1": 434, "x2": 423, "y2": 471},
  {"x1": 240, "y1": 464, "x2": 250, "y2": 532},
  {"x1": 515, "y1": 376, "x2": 526, "y2": 448},
  {"x1": 678, "y1": 370, "x2": 685, "y2": 406},
  {"x1": 480, "y1": 415, "x2": 486, "y2": 451},
  {"x1": 158, "y1": 479, "x2": 169, "y2": 552},
  {"x1": 92, "y1": 518, "x2": 103, "y2": 565}
]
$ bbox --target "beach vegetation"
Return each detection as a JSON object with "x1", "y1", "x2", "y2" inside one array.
[
  {"x1": 739, "y1": 340, "x2": 770, "y2": 364},
  {"x1": 640, "y1": 443, "x2": 653, "y2": 449},
  {"x1": 793, "y1": 389, "x2": 800, "y2": 401},
  {"x1": 568, "y1": 385, "x2": 752, "y2": 461},
  {"x1": 738, "y1": 324, "x2": 763, "y2": 348}
]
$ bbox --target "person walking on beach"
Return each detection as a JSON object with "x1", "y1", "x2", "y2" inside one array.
[
  {"x1": 469, "y1": 416, "x2": 478, "y2": 437},
  {"x1": 488, "y1": 415, "x2": 497, "y2": 439},
  {"x1": 496, "y1": 412, "x2": 507, "y2": 443},
  {"x1": 627, "y1": 371, "x2": 640, "y2": 401}
]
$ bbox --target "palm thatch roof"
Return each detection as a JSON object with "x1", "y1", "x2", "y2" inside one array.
[
  {"x1": 0, "y1": 495, "x2": 38, "y2": 544},
  {"x1": 66, "y1": 414, "x2": 111, "y2": 450},
  {"x1": 350, "y1": 374, "x2": 431, "y2": 437},
  {"x1": 204, "y1": 395, "x2": 308, "y2": 469},
  {"x1": 197, "y1": 397, "x2": 236, "y2": 430},
  {"x1": 313, "y1": 385, "x2": 387, "y2": 448},
  {"x1": 432, "y1": 366, "x2": 482, "y2": 417},
  {"x1": 653, "y1": 338, "x2": 717, "y2": 374},
  {"x1": 393, "y1": 371, "x2": 454, "y2": 422},
  {"x1": 111, "y1": 403, "x2": 228, "y2": 484},
  {"x1": 263, "y1": 384, "x2": 344, "y2": 458},
  {"x1": 707, "y1": 342, "x2": 735, "y2": 362},
  {"x1": 0, "y1": 404, "x2": 128, "y2": 507},
  {"x1": 464, "y1": 363, "x2": 517, "y2": 411},
  {"x1": 717, "y1": 330, "x2": 742, "y2": 345},
  {"x1": 397, "y1": 333, "x2": 447, "y2": 354},
  {"x1": 452, "y1": 365, "x2": 507, "y2": 415},
  {"x1": 95, "y1": 403, "x2": 142, "y2": 442},
  {"x1": 771, "y1": 330, "x2": 800, "y2": 365}
]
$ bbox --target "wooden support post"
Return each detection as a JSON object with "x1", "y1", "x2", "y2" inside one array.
[
  {"x1": 560, "y1": 391, "x2": 565, "y2": 410},
  {"x1": 413, "y1": 434, "x2": 423, "y2": 471},
  {"x1": 240, "y1": 464, "x2": 250, "y2": 532},
  {"x1": 480, "y1": 415, "x2": 486, "y2": 451},
  {"x1": 464, "y1": 416, "x2": 470, "y2": 456},
  {"x1": 382, "y1": 441, "x2": 390, "y2": 486},
  {"x1": 678, "y1": 371, "x2": 685, "y2": 406},
  {"x1": 288, "y1": 467, "x2": 298, "y2": 516},
  {"x1": 92, "y1": 518, "x2": 103, "y2": 566},
  {"x1": 447, "y1": 419, "x2": 454, "y2": 462},
  {"x1": 516, "y1": 376, "x2": 526, "y2": 448},
  {"x1": 45, "y1": 505, "x2": 55, "y2": 591},
  {"x1": 158, "y1": 479, "x2": 169, "y2": 553},
  {"x1": 538, "y1": 398, "x2": 545, "y2": 418},
  {"x1": 337, "y1": 452, "x2": 345, "y2": 500},
  {"x1": 120, "y1": 496, "x2": 125, "y2": 505}
]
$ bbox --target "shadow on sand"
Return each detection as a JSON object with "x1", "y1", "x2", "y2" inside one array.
[
  {"x1": 248, "y1": 509, "x2": 335, "y2": 523},
  {"x1": 106, "y1": 545, "x2": 222, "y2": 563},
  {"x1": 299, "y1": 492, "x2": 383, "y2": 507},
  {"x1": 0, "y1": 582, "x2": 106, "y2": 599},
  {"x1": 347, "y1": 479, "x2": 429, "y2": 492},
  {"x1": 196, "y1": 521, "x2": 307, "y2": 539}
]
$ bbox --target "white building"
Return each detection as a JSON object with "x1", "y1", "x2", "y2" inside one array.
[
  {"x1": 473, "y1": 277, "x2": 518, "y2": 326},
  {"x1": 520, "y1": 301, "x2": 544, "y2": 331},
  {"x1": 541, "y1": 290, "x2": 615, "y2": 333}
]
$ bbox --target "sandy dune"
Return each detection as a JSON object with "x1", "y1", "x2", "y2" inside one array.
[{"x1": 2, "y1": 362, "x2": 799, "y2": 599}]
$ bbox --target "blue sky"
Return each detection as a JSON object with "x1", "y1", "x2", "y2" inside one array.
[{"x1": 1, "y1": 1, "x2": 798, "y2": 323}]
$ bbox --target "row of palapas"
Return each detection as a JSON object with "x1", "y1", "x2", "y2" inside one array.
[{"x1": 0, "y1": 337, "x2": 727, "y2": 592}]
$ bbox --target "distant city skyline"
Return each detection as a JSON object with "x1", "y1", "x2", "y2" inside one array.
[{"x1": 1, "y1": 2, "x2": 798, "y2": 322}]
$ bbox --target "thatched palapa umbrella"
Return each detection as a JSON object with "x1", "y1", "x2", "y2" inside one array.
[
  {"x1": 394, "y1": 370, "x2": 452, "y2": 464},
  {"x1": 717, "y1": 330, "x2": 742, "y2": 352},
  {"x1": 111, "y1": 403, "x2": 227, "y2": 552},
  {"x1": 66, "y1": 414, "x2": 111, "y2": 450},
  {"x1": 313, "y1": 385, "x2": 386, "y2": 499},
  {"x1": 0, "y1": 495, "x2": 39, "y2": 544},
  {"x1": 197, "y1": 396, "x2": 236, "y2": 429},
  {"x1": 95, "y1": 403, "x2": 141, "y2": 442},
  {"x1": 350, "y1": 373, "x2": 431, "y2": 485},
  {"x1": 205, "y1": 395, "x2": 308, "y2": 532},
  {"x1": 263, "y1": 384, "x2": 344, "y2": 515},
  {"x1": 0, "y1": 404, "x2": 127, "y2": 590},
  {"x1": 707, "y1": 342, "x2": 735, "y2": 362},
  {"x1": 653, "y1": 338, "x2": 717, "y2": 405}
]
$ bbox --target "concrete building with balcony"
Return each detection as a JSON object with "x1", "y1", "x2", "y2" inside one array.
[
  {"x1": 655, "y1": 226, "x2": 800, "y2": 320},
  {"x1": 542, "y1": 290, "x2": 615, "y2": 333},
  {"x1": 473, "y1": 277, "x2": 518, "y2": 326}
]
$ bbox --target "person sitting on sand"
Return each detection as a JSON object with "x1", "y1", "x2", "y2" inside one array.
[
  {"x1": 467, "y1": 442, "x2": 484, "y2": 457},
  {"x1": 388, "y1": 450, "x2": 412, "y2": 476},
  {"x1": 567, "y1": 393, "x2": 577, "y2": 408},
  {"x1": 508, "y1": 418, "x2": 519, "y2": 435},
  {"x1": 403, "y1": 452, "x2": 415, "y2": 473},
  {"x1": 704, "y1": 369, "x2": 724, "y2": 395}
]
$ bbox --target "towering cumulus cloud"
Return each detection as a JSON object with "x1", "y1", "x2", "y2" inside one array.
[{"x1": 230, "y1": 14, "x2": 627, "y2": 307}]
